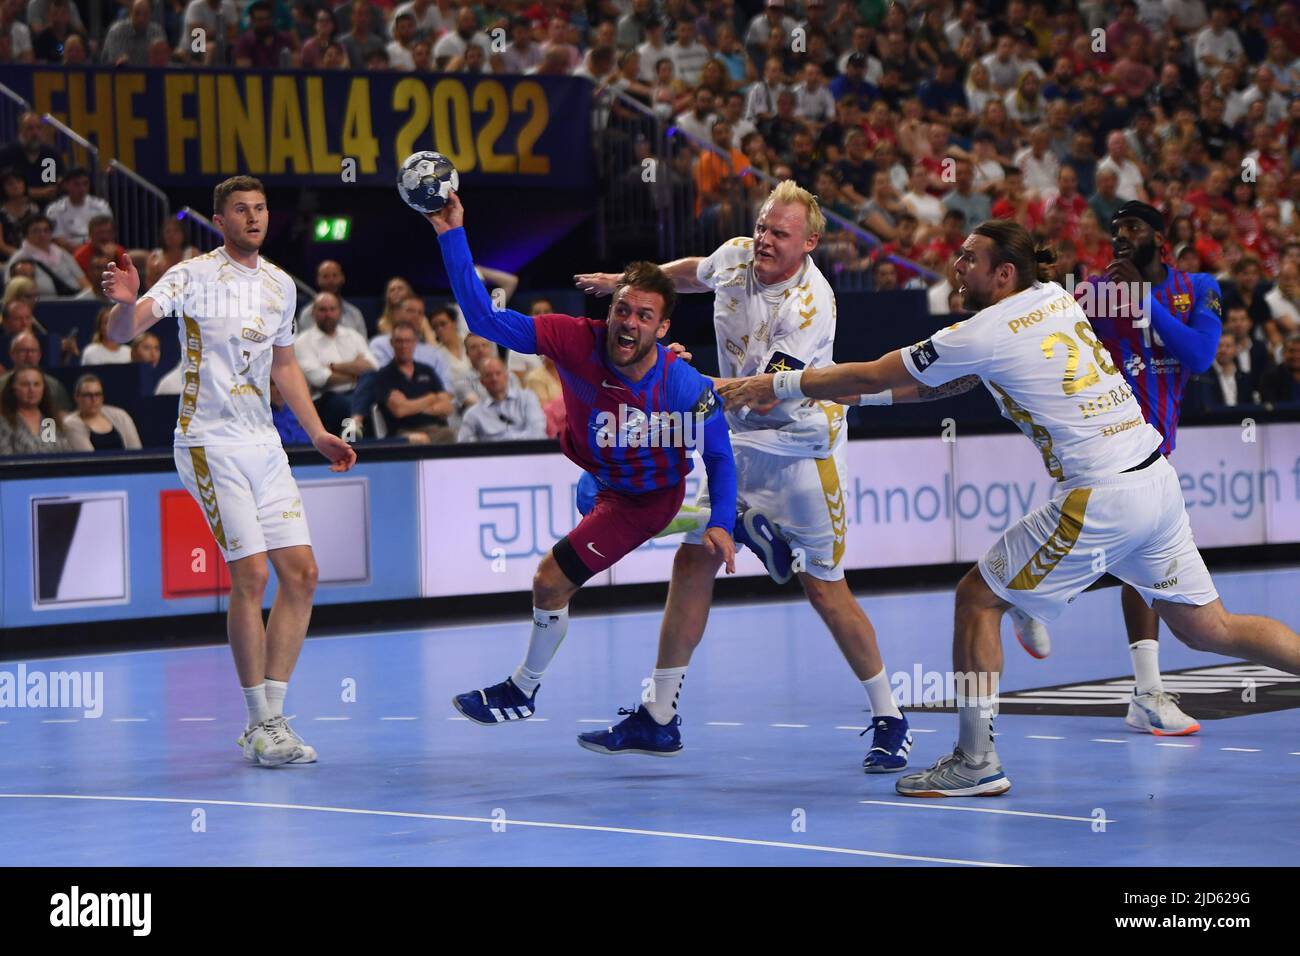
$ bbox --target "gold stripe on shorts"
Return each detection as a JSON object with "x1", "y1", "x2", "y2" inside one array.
[
  {"x1": 815, "y1": 403, "x2": 848, "y2": 567},
  {"x1": 1007, "y1": 487, "x2": 1091, "y2": 591},
  {"x1": 178, "y1": 313, "x2": 202, "y2": 435},
  {"x1": 189, "y1": 447, "x2": 228, "y2": 551}
]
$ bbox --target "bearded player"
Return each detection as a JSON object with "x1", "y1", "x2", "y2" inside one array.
[
  {"x1": 1013, "y1": 201, "x2": 1222, "y2": 737},
  {"x1": 102, "y1": 176, "x2": 357, "y2": 767},
  {"x1": 572, "y1": 181, "x2": 912, "y2": 770},
  {"x1": 720, "y1": 220, "x2": 1300, "y2": 796},
  {"x1": 427, "y1": 192, "x2": 738, "y2": 726}
]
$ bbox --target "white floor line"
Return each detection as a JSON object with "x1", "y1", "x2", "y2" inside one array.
[
  {"x1": 447, "y1": 716, "x2": 469, "y2": 721},
  {"x1": 577, "y1": 719, "x2": 608, "y2": 724},
  {"x1": 1220, "y1": 747, "x2": 1260, "y2": 753},
  {"x1": 314, "y1": 717, "x2": 350, "y2": 721},
  {"x1": 1025, "y1": 735, "x2": 1064, "y2": 740},
  {"x1": 911, "y1": 728, "x2": 938, "y2": 733},
  {"x1": 862, "y1": 800, "x2": 1114, "y2": 824},
  {"x1": 0, "y1": 793, "x2": 1018, "y2": 867},
  {"x1": 1091, "y1": 738, "x2": 1127, "y2": 744},
  {"x1": 836, "y1": 726, "x2": 868, "y2": 731},
  {"x1": 111, "y1": 718, "x2": 148, "y2": 723},
  {"x1": 1156, "y1": 742, "x2": 1195, "y2": 748},
  {"x1": 706, "y1": 721, "x2": 743, "y2": 726},
  {"x1": 771, "y1": 723, "x2": 808, "y2": 728},
  {"x1": 39, "y1": 719, "x2": 77, "y2": 724},
  {"x1": 179, "y1": 717, "x2": 214, "y2": 722},
  {"x1": 380, "y1": 717, "x2": 418, "y2": 721}
]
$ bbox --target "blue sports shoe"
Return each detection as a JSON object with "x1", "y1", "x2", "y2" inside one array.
[
  {"x1": 733, "y1": 508, "x2": 795, "y2": 584},
  {"x1": 452, "y1": 678, "x2": 537, "y2": 725},
  {"x1": 576, "y1": 705, "x2": 683, "y2": 756},
  {"x1": 861, "y1": 714, "x2": 912, "y2": 773}
]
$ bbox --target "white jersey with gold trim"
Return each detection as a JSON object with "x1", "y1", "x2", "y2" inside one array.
[
  {"x1": 143, "y1": 247, "x2": 298, "y2": 448},
  {"x1": 697, "y1": 236, "x2": 845, "y2": 459},
  {"x1": 900, "y1": 280, "x2": 1163, "y2": 485}
]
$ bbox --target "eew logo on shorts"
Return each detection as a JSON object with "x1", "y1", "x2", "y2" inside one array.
[{"x1": 924, "y1": 664, "x2": 1300, "y2": 719}]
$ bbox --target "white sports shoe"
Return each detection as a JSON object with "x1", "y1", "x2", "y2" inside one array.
[
  {"x1": 238, "y1": 715, "x2": 305, "y2": 766},
  {"x1": 1009, "y1": 606, "x2": 1051, "y2": 659},
  {"x1": 1126, "y1": 691, "x2": 1200, "y2": 736}
]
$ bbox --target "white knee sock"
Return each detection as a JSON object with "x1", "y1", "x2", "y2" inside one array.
[
  {"x1": 512, "y1": 606, "x2": 570, "y2": 695},
  {"x1": 1130, "y1": 639, "x2": 1163, "y2": 696},
  {"x1": 243, "y1": 684, "x2": 270, "y2": 727},
  {"x1": 644, "y1": 666, "x2": 687, "y2": 724},
  {"x1": 957, "y1": 694, "x2": 998, "y2": 758},
  {"x1": 264, "y1": 678, "x2": 288, "y2": 717},
  {"x1": 861, "y1": 668, "x2": 902, "y2": 719}
]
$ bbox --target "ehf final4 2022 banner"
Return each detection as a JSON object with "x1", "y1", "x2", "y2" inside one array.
[{"x1": 0, "y1": 65, "x2": 593, "y2": 189}]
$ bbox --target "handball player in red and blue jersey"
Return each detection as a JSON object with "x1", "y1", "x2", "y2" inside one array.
[
  {"x1": 428, "y1": 192, "x2": 739, "y2": 727},
  {"x1": 1017, "y1": 200, "x2": 1222, "y2": 736}
]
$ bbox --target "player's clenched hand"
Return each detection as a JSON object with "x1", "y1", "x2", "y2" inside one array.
[
  {"x1": 101, "y1": 257, "x2": 140, "y2": 305},
  {"x1": 702, "y1": 526, "x2": 736, "y2": 574},
  {"x1": 573, "y1": 272, "x2": 620, "y2": 296},
  {"x1": 667, "y1": 341, "x2": 693, "y2": 362},
  {"x1": 1104, "y1": 258, "x2": 1142, "y2": 287},
  {"x1": 314, "y1": 431, "x2": 357, "y2": 472},
  {"x1": 425, "y1": 191, "x2": 464, "y2": 235},
  {"x1": 718, "y1": 374, "x2": 778, "y2": 414}
]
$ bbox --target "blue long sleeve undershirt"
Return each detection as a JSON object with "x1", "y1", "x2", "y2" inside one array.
[
  {"x1": 438, "y1": 226, "x2": 538, "y2": 355},
  {"x1": 699, "y1": 410, "x2": 736, "y2": 535},
  {"x1": 1147, "y1": 284, "x2": 1221, "y2": 374}
]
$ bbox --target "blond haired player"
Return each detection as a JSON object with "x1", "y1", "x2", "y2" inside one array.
[
  {"x1": 721, "y1": 219, "x2": 1300, "y2": 796},
  {"x1": 573, "y1": 181, "x2": 912, "y2": 769},
  {"x1": 102, "y1": 176, "x2": 356, "y2": 767}
]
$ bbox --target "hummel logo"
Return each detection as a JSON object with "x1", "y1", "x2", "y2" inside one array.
[{"x1": 587, "y1": 542, "x2": 606, "y2": 558}]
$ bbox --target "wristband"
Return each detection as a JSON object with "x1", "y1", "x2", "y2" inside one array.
[
  {"x1": 857, "y1": 391, "x2": 893, "y2": 406},
  {"x1": 772, "y1": 369, "x2": 805, "y2": 399}
]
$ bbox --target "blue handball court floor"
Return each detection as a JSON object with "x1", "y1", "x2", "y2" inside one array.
[{"x1": 1, "y1": 567, "x2": 1297, "y2": 867}]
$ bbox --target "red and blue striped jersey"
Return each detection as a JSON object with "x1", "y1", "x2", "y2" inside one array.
[{"x1": 1077, "y1": 267, "x2": 1222, "y2": 455}]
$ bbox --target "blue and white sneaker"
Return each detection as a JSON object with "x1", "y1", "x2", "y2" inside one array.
[
  {"x1": 576, "y1": 705, "x2": 683, "y2": 756},
  {"x1": 861, "y1": 714, "x2": 912, "y2": 773},
  {"x1": 452, "y1": 678, "x2": 537, "y2": 725},
  {"x1": 733, "y1": 508, "x2": 795, "y2": 584}
]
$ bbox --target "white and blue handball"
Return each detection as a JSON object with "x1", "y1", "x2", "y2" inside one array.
[{"x1": 397, "y1": 151, "x2": 459, "y2": 214}]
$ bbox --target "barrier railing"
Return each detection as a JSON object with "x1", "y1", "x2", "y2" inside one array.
[
  {"x1": 0, "y1": 81, "x2": 29, "y2": 145},
  {"x1": 104, "y1": 161, "x2": 170, "y2": 252},
  {"x1": 598, "y1": 88, "x2": 940, "y2": 293}
]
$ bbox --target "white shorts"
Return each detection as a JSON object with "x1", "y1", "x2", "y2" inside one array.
[
  {"x1": 686, "y1": 442, "x2": 848, "y2": 581},
  {"x1": 174, "y1": 443, "x2": 311, "y2": 563},
  {"x1": 978, "y1": 456, "x2": 1218, "y2": 623}
]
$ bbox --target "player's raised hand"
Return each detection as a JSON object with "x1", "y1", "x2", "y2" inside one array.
[
  {"x1": 702, "y1": 526, "x2": 736, "y2": 575},
  {"x1": 667, "y1": 341, "x2": 693, "y2": 362},
  {"x1": 718, "y1": 374, "x2": 778, "y2": 414},
  {"x1": 573, "y1": 272, "x2": 620, "y2": 296},
  {"x1": 314, "y1": 431, "x2": 358, "y2": 472},
  {"x1": 426, "y1": 191, "x2": 464, "y2": 235},
  {"x1": 101, "y1": 257, "x2": 140, "y2": 305}
]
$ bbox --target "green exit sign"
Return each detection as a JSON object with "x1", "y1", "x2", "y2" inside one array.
[{"x1": 312, "y1": 216, "x2": 351, "y2": 241}]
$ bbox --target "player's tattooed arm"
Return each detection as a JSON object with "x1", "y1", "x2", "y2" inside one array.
[{"x1": 897, "y1": 374, "x2": 981, "y2": 403}]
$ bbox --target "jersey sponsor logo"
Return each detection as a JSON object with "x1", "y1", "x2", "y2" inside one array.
[
  {"x1": 926, "y1": 663, "x2": 1300, "y2": 720},
  {"x1": 241, "y1": 328, "x2": 268, "y2": 344},
  {"x1": 1170, "y1": 292, "x2": 1192, "y2": 313},
  {"x1": 1124, "y1": 354, "x2": 1146, "y2": 376},
  {"x1": 764, "y1": 350, "x2": 806, "y2": 373},
  {"x1": 1100, "y1": 414, "x2": 1144, "y2": 437},
  {"x1": 725, "y1": 338, "x2": 745, "y2": 361},
  {"x1": 1006, "y1": 294, "x2": 1075, "y2": 333},
  {"x1": 229, "y1": 383, "x2": 263, "y2": 397},
  {"x1": 909, "y1": 338, "x2": 940, "y2": 370}
]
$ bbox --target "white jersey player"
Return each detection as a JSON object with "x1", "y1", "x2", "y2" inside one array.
[
  {"x1": 572, "y1": 181, "x2": 913, "y2": 772},
  {"x1": 720, "y1": 219, "x2": 1300, "y2": 797},
  {"x1": 102, "y1": 176, "x2": 356, "y2": 767}
]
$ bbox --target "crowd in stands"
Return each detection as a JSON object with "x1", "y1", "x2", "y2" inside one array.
[{"x1": 4, "y1": 1, "x2": 1300, "y2": 454}]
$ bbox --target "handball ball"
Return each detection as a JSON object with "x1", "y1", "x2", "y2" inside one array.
[{"x1": 397, "y1": 151, "x2": 459, "y2": 214}]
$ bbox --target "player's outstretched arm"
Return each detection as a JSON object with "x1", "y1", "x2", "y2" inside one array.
[
  {"x1": 102, "y1": 258, "x2": 164, "y2": 344},
  {"x1": 719, "y1": 351, "x2": 919, "y2": 412},
  {"x1": 426, "y1": 192, "x2": 540, "y2": 355},
  {"x1": 574, "y1": 257, "x2": 710, "y2": 296},
  {"x1": 270, "y1": 345, "x2": 357, "y2": 473},
  {"x1": 840, "y1": 375, "x2": 982, "y2": 406}
]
